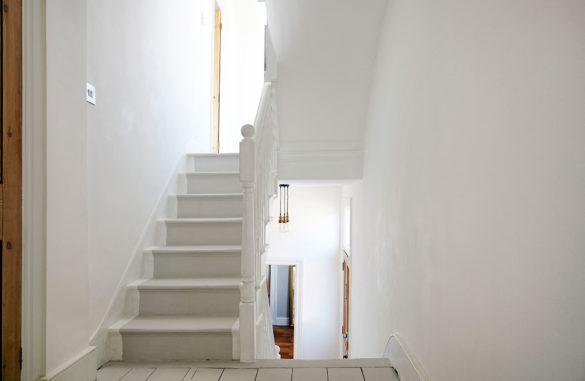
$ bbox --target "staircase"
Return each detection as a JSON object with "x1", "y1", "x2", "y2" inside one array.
[{"x1": 110, "y1": 153, "x2": 244, "y2": 362}]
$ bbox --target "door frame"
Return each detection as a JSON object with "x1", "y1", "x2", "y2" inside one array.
[
  {"x1": 339, "y1": 196, "x2": 352, "y2": 358},
  {"x1": 211, "y1": 5, "x2": 221, "y2": 153},
  {"x1": 266, "y1": 259, "x2": 303, "y2": 359},
  {"x1": 2, "y1": 0, "x2": 23, "y2": 378},
  {"x1": 21, "y1": 1, "x2": 47, "y2": 380}
]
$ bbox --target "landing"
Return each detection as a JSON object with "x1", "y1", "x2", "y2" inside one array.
[{"x1": 98, "y1": 359, "x2": 399, "y2": 380}]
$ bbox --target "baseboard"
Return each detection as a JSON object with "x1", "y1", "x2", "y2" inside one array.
[
  {"x1": 41, "y1": 347, "x2": 96, "y2": 381},
  {"x1": 89, "y1": 155, "x2": 189, "y2": 366},
  {"x1": 278, "y1": 149, "x2": 363, "y2": 180},
  {"x1": 384, "y1": 334, "x2": 429, "y2": 381},
  {"x1": 273, "y1": 317, "x2": 290, "y2": 326}
]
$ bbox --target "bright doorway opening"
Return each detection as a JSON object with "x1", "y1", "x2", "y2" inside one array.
[{"x1": 268, "y1": 264, "x2": 298, "y2": 359}]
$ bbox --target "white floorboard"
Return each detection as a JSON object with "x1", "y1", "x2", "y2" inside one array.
[
  {"x1": 256, "y1": 368, "x2": 292, "y2": 381},
  {"x1": 120, "y1": 368, "x2": 155, "y2": 381},
  {"x1": 97, "y1": 359, "x2": 397, "y2": 381},
  {"x1": 148, "y1": 367, "x2": 191, "y2": 381},
  {"x1": 292, "y1": 368, "x2": 327, "y2": 381},
  {"x1": 219, "y1": 369, "x2": 257, "y2": 381},
  {"x1": 328, "y1": 367, "x2": 365, "y2": 381},
  {"x1": 362, "y1": 367, "x2": 400, "y2": 381},
  {"x1": 192, "y1": 368, "x2": 223, "y2": 381},
  {"x1": 97, "y1": 367, "x2": 131, "y2": 381}
]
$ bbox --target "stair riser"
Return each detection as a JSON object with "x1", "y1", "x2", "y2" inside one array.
[
  {"x1": 122, "y1": 333, "x2": 233, "y2": 361},
  {"x1": 186, "y1": 174, "x2": 241, "y2": 194},
  {"x1": 139, "y1": 289, "x2": 240, "y2": 316},
  {"x1": 165, "y1": 221, "x2": 242, "y2": 246},
  {"x1": 153, "y1": 253, "x2": 241, "y2": 278},
  {"x1": 190, "y1": 155, "x2": 239, "y2": 172},
  {"x1": 176, "y1": 197, "x2": 242, "y2": 218}
]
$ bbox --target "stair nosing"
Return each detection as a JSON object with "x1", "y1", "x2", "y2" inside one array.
[
  {"x1": 171, "y1": 193, "x2": 243, "y2": 198},
  {"x1": 183, "y1": 171, "x2": 239, "y2": 176},
  {"x1": 161, "y1": 217, "x2": 243, "y2": 223},
  {"x1": 187, "y1": 153, "x2": 239, "y2": 157},
  {"x1": 117, "y1": 316, "x2": 237, "y2": 334},
  {"x1": 137, "y1": 277, "x2": 241, "y2": 290},
  {"x1": 148, "y1": 245, "x2": 242, "y2": 254}
]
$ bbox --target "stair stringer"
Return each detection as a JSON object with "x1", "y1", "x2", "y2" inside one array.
[{"x1": 89, "y1": 156, "x2": 188, "y2": 366}]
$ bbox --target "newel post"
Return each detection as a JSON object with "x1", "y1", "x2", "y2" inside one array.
[{"x1": 239, "y1": 124, "x2": 257, "y2": 362}]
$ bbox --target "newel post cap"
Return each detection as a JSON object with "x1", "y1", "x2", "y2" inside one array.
[{"x1": 241, "y1": 124, "x2": 255, "y2": 138}]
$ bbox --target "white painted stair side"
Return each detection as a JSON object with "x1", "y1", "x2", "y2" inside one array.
[
  {"x1": 162, "y1": 218, "x2": 242, "y2": 246},
  {"x1": 184, "y1": 172, "x2": 241, "y2": 194},
  {"x1": 110, "y1": 154, "x2": 243, "y2": 362},
  {"x1": 149, "y1": 246, "x2": 241, "y2": 278},
  {"x1": 188, "y1": 153, "x2": 239, "y2": 172},
  {"x1": 171, "y1": 194, "x2": 243, "y2": 218}
]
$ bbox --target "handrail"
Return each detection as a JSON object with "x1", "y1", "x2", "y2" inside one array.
[{"x1": 239, "y1": 82, "x2": 278, "y2": 362}]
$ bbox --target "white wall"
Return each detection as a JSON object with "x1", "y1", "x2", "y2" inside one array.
[
  {"x1": 269, "y1": 265, "x2": 291, "y2": 326},
  {"x1": 265, "y1": 0, "x2": 387, "y2": 178},
  {"x1": 217, "y1": 0, "x2": 266, "y2": 152},
  {"x1": 348, "y1": 0, "x2": 585, "y2": 380},
  {"x1": 266, "y1": 185, "x2": 341, "y2": 359},
  {"x1": 44, "y1": 0, "x2": 215, "y2": 374},
  {"x1": 46, "y1": 0, "x2": 91, "y2": 374},
  {"x1": 86, "y1": 0, "x2": 214, "y2": 339}
]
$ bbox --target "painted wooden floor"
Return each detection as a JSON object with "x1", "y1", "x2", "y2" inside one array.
[
  {"x1": 273, "y1": 326, "x2": 294, "y2": 359},
  {"x1": 98, "y1": 359, "x2": 399, "y2": 381}
]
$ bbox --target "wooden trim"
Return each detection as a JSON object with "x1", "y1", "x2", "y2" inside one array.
[
  {"x1": 2, "y1": 0, "x2": 23, "y2": 378},
  {"x1": 288, "y1": 265, "x2": 294, "y2": 327},
  {"x1": 211, "y1": 9, "x2": 221, "y2": 153}
]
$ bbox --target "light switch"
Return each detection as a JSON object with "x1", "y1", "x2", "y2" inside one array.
[{"x1": 86, "y1": 83, "x2": 96, "y2": 105}]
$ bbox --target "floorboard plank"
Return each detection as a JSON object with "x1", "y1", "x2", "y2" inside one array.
[
  {"x1": 292, "y1": 368, "x2": 327, "y2": 381},
  {"x1": 257, "y1": 368, "x2": 292, "y2": 381},
  {"x1": 148, "y1": 368, "x2": 191, "y2": 381},
  {"x1": 328, "y1": 368, "x2": 364, "y2": 381},
  {"x1": 97, "y1": 367, "x2": 132, "y2": 381},
  {"x1": 219, "y1": 368, "x2": 257, "y2": 381},
  {"x1": 193, "y1": 368, "x2": 224, "y2": 381},
  {"x1": 362, "y1": 368, "x2": 399, "y2": 381},
  {"x1": 120, "y1": 368, "x2": 155, "y2": 381}
]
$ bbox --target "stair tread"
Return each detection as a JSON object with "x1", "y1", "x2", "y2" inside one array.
[
  {"x1": 187, "y1": 153, "x2": 239, "y2": 157},
  {"x1": 162, "y1": 217, "x2": 243, "y2": 223},
  {"x1": 171, "y1": 193, "x2": 243, "y2": 198},
  {"x1": 137, "y1": 277, "x2": 241, "y2": 289},
  {"x1": 120, "y1": 316, "x2": 237, "y2": 333},
  {"x1": 184, "y1": 171, "x2": 239, "y2": 175},
  {"x1": 151, "y1": 245, "x2": 241, "y2": 253}
]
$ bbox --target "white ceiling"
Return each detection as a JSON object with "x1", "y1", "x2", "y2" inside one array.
[{"x1": 265, "y1": 0, "x2": 388, "y2": 155}]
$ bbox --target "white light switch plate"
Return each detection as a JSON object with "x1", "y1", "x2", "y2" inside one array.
[{"x1": 86, "y1": 83, "x2": 96, "y2": 105}]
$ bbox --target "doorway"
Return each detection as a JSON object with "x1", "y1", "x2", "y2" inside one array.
[
  {"x1": 340, "y1": 197, "x2": 351, "y2": 359},
  {"x1": 1, "y1": 0, "x2": 23, "y2": 378},
  {"x1": 268, "y1": 264, "x2": 296, "y2": 359},
  {"x1": 211, "y1": 5, "x2": 222, "y2": 153}
]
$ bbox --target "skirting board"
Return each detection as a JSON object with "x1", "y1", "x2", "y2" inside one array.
[
  {"x1": 41, "y1": 346, "x2": 97, "y2": 381},
  {"x1": 384, "y1": 334, "x2": 429, "y2": 381},
  {"x1": 273, "y1": 317, "x2": 290, "y2": 326}
]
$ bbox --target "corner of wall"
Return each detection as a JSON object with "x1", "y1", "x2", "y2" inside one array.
[{"x1": 40, "y1": 347, "x2": 97, "y2": 381}]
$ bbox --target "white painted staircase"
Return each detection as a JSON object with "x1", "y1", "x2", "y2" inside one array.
[{"x1": 110, "y1": 153, "x2": 244, "y2": 362}]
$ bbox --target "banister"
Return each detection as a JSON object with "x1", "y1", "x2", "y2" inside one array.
[{"x1": 239, "y1": 82, "x2": 278, "y2": 362}]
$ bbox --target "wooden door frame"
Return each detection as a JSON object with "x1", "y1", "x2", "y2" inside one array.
[
  {"x1": 211, "y1": 7, "x2": 221, "y2": 153},
  {"x1": 339, "y1": 196, "x2": 352, "y2": 359},
  {"x1": 21, "y1": 1, "x2": 47, "y2": 379},
  {"x1": 2, "y1": 0, "x2": 23, "y2": 378}
]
